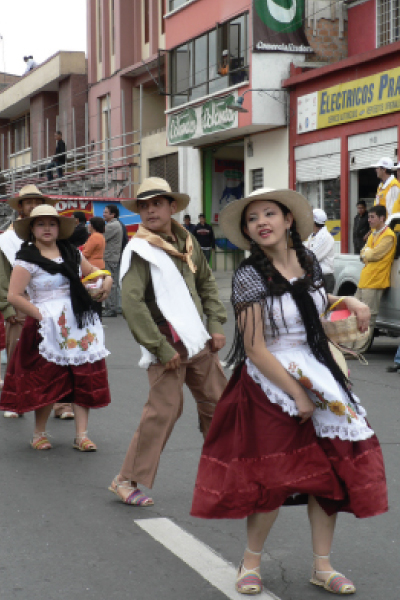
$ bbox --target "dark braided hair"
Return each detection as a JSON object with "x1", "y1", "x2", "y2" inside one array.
[{"x1": 226, "y1": 200, "x2": 354, "y2": 403}]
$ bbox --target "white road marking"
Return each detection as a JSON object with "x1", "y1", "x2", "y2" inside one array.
[{"x1": 135, "y1": 517, "x2": 282, "y2": 600}]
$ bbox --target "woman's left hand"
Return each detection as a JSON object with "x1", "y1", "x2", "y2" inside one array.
[
  {"x1": 96, "y1": 276, "x2": 113, "y2": 302},
  {"x1": 343, "y1": 296, "x2": 371, "y2": 332}
]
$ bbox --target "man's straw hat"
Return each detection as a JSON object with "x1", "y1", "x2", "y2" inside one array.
[
  {"x1": 219, "y1": 188, "x2": 313, "y2": 251},
  {"x1": 13, "y1": 205, "x2": 75, "y2": 241},
  {"x1": 8, "y1": 184, "x2": 57, "y2": 210},
  {"x1": 121, "y1": 177, "x2": 190, "y2": 214}
]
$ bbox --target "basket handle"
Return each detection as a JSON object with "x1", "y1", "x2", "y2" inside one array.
[
  {"x1": 321, "y1": 296, "x2": 346, "y2": 318},
  {"x1": 82, "y1": 269, "x2": 111, "y2": 284}
]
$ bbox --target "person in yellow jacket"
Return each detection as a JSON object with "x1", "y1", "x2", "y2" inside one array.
[
  {"x1": 372, "y1": 157, "x2": 400, "y2": 217},
  {"x1": 355, "y1": 204, "x2": 396, "y2": 352}
]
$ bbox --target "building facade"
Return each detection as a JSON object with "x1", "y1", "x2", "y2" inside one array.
[
  {"x1": 87, "y1": 0, "x2": 180, "y2": 200},
  {"x1": 164, "y1": 0, "x2": 349, "y2": 267},
  {"x1": 283, "y1": 0, "x2": 400, "y2": 252},
  {"x1": 0, "y1": 52, "x2": 87, "y2": 175}
]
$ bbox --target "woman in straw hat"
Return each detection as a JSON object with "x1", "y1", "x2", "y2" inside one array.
[
  {"x1": 0, "y1": 205, "x2": 113, "y2": 451},
  {"x1": 191, "y1": 189, "x2": 388, "y2": 596}
]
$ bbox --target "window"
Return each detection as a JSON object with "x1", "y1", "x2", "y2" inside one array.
[
  {"x1": 11, "y1": 115, "x2": 30, "y2": 154},
  {"x1": 144, "y1": 0, "x2": 150, "y2": 44},
  {"x1": 169, "y1": 0, "x2": 188, "y2": 10},
  {"x1": 98, "y1": 0, "x2": 102, "y2": 62},
  {"x1": 170, "y1": 13, "x2": 249, "y2": 107},
  {"x1": 251, "y1": 169, "x2": 263, "y2": 191},
  {"x1": 149, "y1": 153, "x2": 179, "y2": 191},
  {"x1": 161, "y1": 0, "x2": 166, "y2": 34},
  {"x1": 111, "y1": 0, "x2": 115, "y2": 55},
  {"x1": 377, "y1": 0, "x2": 400, "y2": 47}
]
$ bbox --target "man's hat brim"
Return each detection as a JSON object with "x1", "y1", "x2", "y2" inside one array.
[{"x1": 121, "y1": 190, "x2": 190, "y2": 214}]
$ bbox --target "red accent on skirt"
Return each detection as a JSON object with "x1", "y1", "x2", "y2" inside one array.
[
  {"x1": 0, "y1": 313, "x2": 6, "y2": 351},
  {"x1": 0, "y1": 316, "x2": 111, "y2": 413},
  {"x1": 191, "y1": 363, "x2": 388, "y2": 520}
]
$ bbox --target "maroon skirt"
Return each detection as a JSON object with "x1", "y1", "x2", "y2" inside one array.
[
  {"x1": 0, "y1": 313, "x2": 5, "y2": 351},
  {"x1": 191, "y1": 363, "x2": 388, "y2": 519},
  {"x1": 0, "y1": 316, "x2": 111, "y2": 414}
]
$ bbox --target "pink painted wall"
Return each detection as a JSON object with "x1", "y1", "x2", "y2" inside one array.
[
  {"x1": 165, "y1": 0, "x2": 250, "y2": 49},
  {"x1": 348, "y1": 0, "x2": 376, "y2": 57}
]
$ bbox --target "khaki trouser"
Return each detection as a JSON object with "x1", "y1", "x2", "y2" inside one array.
[
  {"x1": 355, "y1": 287, "x2": 384, "y2": 352},
  {"x1": 120, "y1": 333, "x2": 227, "y2": 489},
  {"x1": 5, "y1": 308, "x2": 26, "y2": 367}
]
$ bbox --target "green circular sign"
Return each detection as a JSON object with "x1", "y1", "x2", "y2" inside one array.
[{"x1": 254, "y1": 0, "x2": 304, "y2": 33}]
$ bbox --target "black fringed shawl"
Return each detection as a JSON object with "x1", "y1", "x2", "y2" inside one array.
[
  {"x1": 16, "y1": 240, "x2": 100, "y2": 328},
  {"x1": 226, "y1": 253, "x2": 354, "y2": 403}
]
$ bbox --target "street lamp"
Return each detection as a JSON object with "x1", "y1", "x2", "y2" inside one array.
[{"x1": 230, "y1": 88, "x2": 287, "y2": 113}]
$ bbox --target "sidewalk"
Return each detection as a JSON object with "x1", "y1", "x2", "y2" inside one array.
[{"x1": 213, "y1": 269, "x2": 233, "y2": 303}]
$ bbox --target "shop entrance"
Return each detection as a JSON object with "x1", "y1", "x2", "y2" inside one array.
[
  {"x1": 203, "y1": 141, "x2": 245, "y2": 270},
  {"x1": 349, "y1": 168, "x2": 378, "y2": 252}
]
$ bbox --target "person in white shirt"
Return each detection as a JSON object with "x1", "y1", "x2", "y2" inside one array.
[
  {"x1": 304, "y1": 208, "x2": 335, "y2": 292},
  {"x1": 23, "y1": 56, "x2": 37, "y2": 74},
  {"x1": 372, "y1": 157, "x2": 400, "y2": 217}
]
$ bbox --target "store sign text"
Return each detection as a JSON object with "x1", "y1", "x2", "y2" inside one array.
[
  {"x1": 167, "y1": 94, "x2": 238, "y2": 145},
  {"x1": 297, "y1": 65, "x2": 400, "y2": 134}
]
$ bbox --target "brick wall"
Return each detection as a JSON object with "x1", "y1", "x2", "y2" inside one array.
[{"x1": 305, "y1": 18, "x2": 348, "y2": 63}]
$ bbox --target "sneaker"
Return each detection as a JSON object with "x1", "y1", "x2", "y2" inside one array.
[
  {"x1": 386, "y1": 364, "x2": 400, "y2": 372},
  {"x1": 4, "y1": 411, "x2": 21, "y2": 418},
  {"x1": 103, "y1": 310, "x2": 118, "y2": 318}
]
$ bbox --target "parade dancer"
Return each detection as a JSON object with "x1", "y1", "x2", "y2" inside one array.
[
  {"x1": 0, "y1": 185, "x2": 59, "y2": 418},
  {"x1": 191, "y1": 188, "x2": 388, "y2": 596},
  {"x1": 0, "y1": 206, "x2": 112, "y2": 451},
  {"x1": 109, "y1": 177, "x2": 227, "y2": 506}
]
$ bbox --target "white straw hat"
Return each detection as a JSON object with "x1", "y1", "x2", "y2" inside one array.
[
  {"x1": 13, "y1": 205, "x2": 75, "y2": 241},
  {"x1": 121, "y1": 177, "x2": 190, "y2": 214},
  {"x1": 8, "y1": 184, "x2": 57, "y2": 210},
  {"x1": 219, "y1": 188, "x2": 313, "y2": 251}
]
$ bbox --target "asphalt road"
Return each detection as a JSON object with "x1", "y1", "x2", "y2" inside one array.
[{"x1": 0, "y1": 302, "x2": 399, "y2": 600}]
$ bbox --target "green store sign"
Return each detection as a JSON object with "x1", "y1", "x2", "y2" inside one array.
[{"x1": 167, "y1": 94, "x2": 238, "y2": 145}]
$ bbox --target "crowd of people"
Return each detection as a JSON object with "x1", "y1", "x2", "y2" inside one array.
[{"x1": 0, "y1": 172, "x2": 390, "y2": 597}]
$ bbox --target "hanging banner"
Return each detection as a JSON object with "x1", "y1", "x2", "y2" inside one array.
[
  {"x1": 253, "y1": 0, "x2": 313, "y2": 53},
  {"x1": 211, "y1": 159, "x2": 244, "y2": 224}
]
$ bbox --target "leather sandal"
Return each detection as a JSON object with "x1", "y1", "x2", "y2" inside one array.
[
  {"x1": 73, "y1": 431, "x2": 97, "y2": 452},
  {"x1": 235, "y1": 548, "x2": 263, "y2": 595},
  {"x1": 31, "y1": 432, "x2": 52, "y2": 450},
  {"x1": 310, "y1": 553, "x2": 356, "y2": 595},
  {"x1": 108, "y1": 477, "x2": 154, "y2": 506}
]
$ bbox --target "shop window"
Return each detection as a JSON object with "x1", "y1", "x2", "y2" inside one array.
[
  {"x1": 297, "y1": 179, "x2": 341, "y2": 221},
  {"x1": 377, "y1": 0, "x2": 400, "y2": 47},
  {"x1": 149, "y1": 153, "x2": 179, "y2": 192},
  {"x1": 251, "y1": 169, "x2": 264, "y2": 191},
  {"x1": 170, "y1": 13, "x2": 249, "y2": 107}
]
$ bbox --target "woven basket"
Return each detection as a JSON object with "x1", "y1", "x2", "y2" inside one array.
[{"x1": 321, "y1": 299, "x2": 370, "y2": 350}]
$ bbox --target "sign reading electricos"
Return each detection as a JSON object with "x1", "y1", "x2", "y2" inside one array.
[
  {"x1": 167, "y1": 93, "x2": 239, "y2": 145},
  {"x1": 297, "y1": 66, "x2": 400, "y2": 134}
]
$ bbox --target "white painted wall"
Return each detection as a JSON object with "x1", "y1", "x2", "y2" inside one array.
[
  {"x1": 178, "y1": 146, "x2": 202, "y2": 222},
  {"x1": 245, "y1": 128, "x2": 289, "y2": 195},
  {"x1": 251, "y1": 53, "x2": 306, "y2": 126}
]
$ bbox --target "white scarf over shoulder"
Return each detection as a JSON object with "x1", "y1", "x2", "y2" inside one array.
[
  {"x1": 120, "y1": 237, "x2": 211, "y2": 368},
  {"x1": 0, "y1": 228, "x2": 23, "y2": 266}
]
